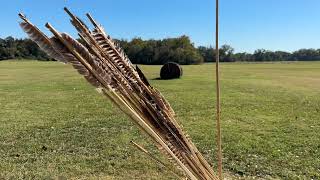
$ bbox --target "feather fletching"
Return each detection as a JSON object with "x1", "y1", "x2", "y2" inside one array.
[
  {"x1": 18, "y1": 9, "x2": 218, "y2": 180},
  {"x1": 19, "y1": 15, "x2": 65, "y2": 63}
]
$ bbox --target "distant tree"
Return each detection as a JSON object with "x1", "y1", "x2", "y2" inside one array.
[
  {"x1": 292, "y1": 49, "x2": 320, "y2": 61},
  {"x1": 198, "y1": 46, "x2": 215, "y2": 62},
  {"x1": 0, "y1": 37, "x2": 49, "y2": 61},
  {"x1": 232, "y1": 52, "x2": 253, "y2": 61},
  {"x1": 273, "y1": 51, "x2": 291, "y2": 61},
  {"x1": 118, "y1": 35, "x2": 203, "y2": 65},
  {"x1": 220, "y1": 45, "x2": 235, "y2": 62},
  {"x1": 1, "y1": 35, "x2": 320, "y2": 63}
]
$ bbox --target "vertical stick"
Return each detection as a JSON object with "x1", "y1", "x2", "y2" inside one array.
[{"x1": 215, "y1": 0, "x2": 223, "y2": 179}]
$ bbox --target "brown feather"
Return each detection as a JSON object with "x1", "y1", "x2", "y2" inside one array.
[
  {"x1": 19, "y1": 11, "x2": 219, "y2": 180},
  {"x1": 136, "y1": 65, "x2": 150, "y2": 87},
  {"x1": 19, "y1": 21, "x2": 66, "y2": 63},
  {"x1": 50, "y1": 35, "x2": 118, "y2": 89}
]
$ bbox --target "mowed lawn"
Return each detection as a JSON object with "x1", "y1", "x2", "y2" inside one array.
[{"x1": 0, "y1": 60, "x2": 319, "y2": 179}]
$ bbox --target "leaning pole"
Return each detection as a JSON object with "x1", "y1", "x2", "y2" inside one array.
[{"x1": 215, "y1": 0, "x2": 223, "y2": 179}]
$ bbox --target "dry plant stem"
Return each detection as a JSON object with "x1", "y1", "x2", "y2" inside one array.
[
  {"x1": 74, "y1": 13, "x2": 178, "y2": 148},
  {"x1": 46, "y1": 23, "x2": 106, "y2": 88},
  {"x1": 101, "y1": 88, "x2": 158, "y2": 141},
  {"x1": 195, "y1": 147, "x2": 216, "y2": 177},
  {"x1": 19, "y1": 14, "x2": 45, "y2": 38},
  {"x1": 161, "y1": 112, "x2": 216, "y2": 179},
  {"x1": 68, "y1": 7, "x2": 185, "y2": 154},
  {"x1": 83, "y1": 13, "x2": 157, "y2": 96},
  {"x1": 100, "y1": 89, "x2": 161, "y2": 149},
  {"x1": 183, "y1": 153, "x2": 207, "y2": 180},
  {"x1": 68, "y1": 11, "x2": 144, "y2": 105},
  {"x1": 168, "y1": 123, "x2": 216, "y2": 179},
  {"x1": 81, "y1": 12, "x2": 216, "y2": 180},
  {"x1": 130, "y1": 141, "x2": 183, "y2": 179},
  {"x1": 215, "y1": 0, "x2": 223, "y2": 179},
  {"x1": 86, "y1": 13, "x2": 100, "y2": 29},
  {"x1": 19, "y1": 9, "x2": 220, "y2": 179},
  {"x1": 75, "y1": 21, "x2": 149, "y2": 125},
  {"x1": 79, "y1": 30, "x2": 162, "y2": 137},
  {"x1": 45, "y1": 22, "x2": 197, "y2": 180},
  {"x1": 102, "y1": 89, "x2": 198, "y2": 180},
  {"x1": 78, "y1": 32, "x2": 157, "y2": 134},
  {"x1": 86, "y1": 13, "x2": 136, "y2": 69},
  {"x1": 82, "y1": 12, "x2": 197, "y2": 155}
]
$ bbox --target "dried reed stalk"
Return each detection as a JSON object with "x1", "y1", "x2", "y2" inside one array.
[{"x1": 18, "y1": 9, "x2": 219, "y2": 180}]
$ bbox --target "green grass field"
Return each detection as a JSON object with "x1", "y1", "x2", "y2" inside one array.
[{"x1": 0, "y1": 60, "x2": 319, "y2": 179}]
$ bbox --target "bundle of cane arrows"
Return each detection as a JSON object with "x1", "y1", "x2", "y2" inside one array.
[{"x1": 18, "y1": 8, "x2": 218, "y2": 180}]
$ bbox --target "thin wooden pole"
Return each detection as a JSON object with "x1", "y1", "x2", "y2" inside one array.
[{"x1": 215, "y1": 0, "x2": 223, "y2": 179}]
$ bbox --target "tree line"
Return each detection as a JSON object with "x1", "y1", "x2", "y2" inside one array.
[
  {"x1": 0, "y1": 37, "x2": 50, "y2": 61},
  {"x1": 1, "y1": 36, "x2": 320, "y2": 64}
]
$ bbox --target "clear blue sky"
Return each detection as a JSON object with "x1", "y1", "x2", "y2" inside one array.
[{"x1": 1, "y1": 0, "x2": 320, "y2": 53}]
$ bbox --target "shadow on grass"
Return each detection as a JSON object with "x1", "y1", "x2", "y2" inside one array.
[{"x1": 151, "y1": 77, "x2": 181, "y2": 80}]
